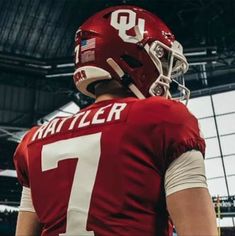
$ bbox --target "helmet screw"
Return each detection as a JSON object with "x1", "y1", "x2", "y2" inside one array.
[{"x1": 155, "y1": 45, "x2": 164, "y2": 58}]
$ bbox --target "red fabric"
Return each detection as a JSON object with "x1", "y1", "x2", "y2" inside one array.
[{"x1": 14, "y1": 96, "x2": 205, "y2": 236}]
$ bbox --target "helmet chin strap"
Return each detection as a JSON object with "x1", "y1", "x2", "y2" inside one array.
[{"x1": 106, "y1": 58, "x2": 145, "y2": 99}]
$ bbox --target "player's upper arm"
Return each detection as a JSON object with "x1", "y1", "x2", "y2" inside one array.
[
  {"x1": 16, "y1": 186, "x2": 40, "y2": 235},
  {"x1": 166, "y1": 187, "x2": 218, "y2": 236},
  {"x1": 165, "y1": 150, "x2": 217, "y2": 235},
  {"x1": 16, "y1": 210, "x2": 41, "y2": 236}
]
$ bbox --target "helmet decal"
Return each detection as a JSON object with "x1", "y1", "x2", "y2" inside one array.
[{"x1": 110, "y1": 9, "x2": 145, "y2": 43}]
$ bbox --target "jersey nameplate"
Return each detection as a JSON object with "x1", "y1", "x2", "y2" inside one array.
[{"x1": 32, "y1": 103, "x2": 127, "y2": 142}]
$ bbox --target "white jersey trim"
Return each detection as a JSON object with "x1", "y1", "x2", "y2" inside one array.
[
  {"x1": 165, "y1": 150, "x2": 208, "y2": 197},
  {"x1": 19, "y1": 186, "x2": 35, "y2": 212}
]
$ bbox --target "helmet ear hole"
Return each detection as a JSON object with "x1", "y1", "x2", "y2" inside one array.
[{"x1": 121, "y1": 55, "x2": 143, "y2": 68}]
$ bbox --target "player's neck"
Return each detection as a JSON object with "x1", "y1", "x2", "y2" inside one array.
[
  {"x1": 94, "y1": 80, "x2": 134, "y2": 103},
  {"x1": 95, "y1": 94, "x2": 124, "y2": 103}
]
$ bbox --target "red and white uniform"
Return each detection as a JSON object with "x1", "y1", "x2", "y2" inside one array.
[{"x1": 14, "y1": 97, "x2": 205, "y2": 236}]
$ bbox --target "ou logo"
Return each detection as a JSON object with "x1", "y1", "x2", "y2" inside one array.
[{"x1": 110, "y1": 9, "x2": 145, "y2": 43}]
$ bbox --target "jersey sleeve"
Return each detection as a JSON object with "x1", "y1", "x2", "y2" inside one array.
[
  {"x1": 128, "y1": 97, "x2": 205, "y2": 172},
  {"x1": 160, "y1": 101, "x2": 206, "y2": 169},
  {"x1": 13, "y1": 127, "x2": 37, "y2": 187}
]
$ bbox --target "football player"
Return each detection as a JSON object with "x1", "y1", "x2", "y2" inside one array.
[{"x1": 14, "y1": 5, "x2": 218, "y2": 236}]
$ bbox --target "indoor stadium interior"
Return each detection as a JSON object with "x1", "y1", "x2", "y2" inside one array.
[{"x1": 0, "y1": 0, "x2": 235, "y2": 235}]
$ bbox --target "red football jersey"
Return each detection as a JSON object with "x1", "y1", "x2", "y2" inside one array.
[{"x1": 14, "y1": 97, "x2": 205, "y2": 236}]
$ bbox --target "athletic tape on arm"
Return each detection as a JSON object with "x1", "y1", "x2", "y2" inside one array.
[{"x1": 165, "y1": 150, "x2": 208, "y2": 197}]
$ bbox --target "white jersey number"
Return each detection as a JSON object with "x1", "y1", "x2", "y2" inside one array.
[{"x1": 41, "y1": 133, "x2": 102, "y2": 236}]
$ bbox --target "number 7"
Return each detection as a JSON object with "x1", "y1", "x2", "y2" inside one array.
[{"x1": 41, "y1": 133, "x2": 102, "y2": 235}]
